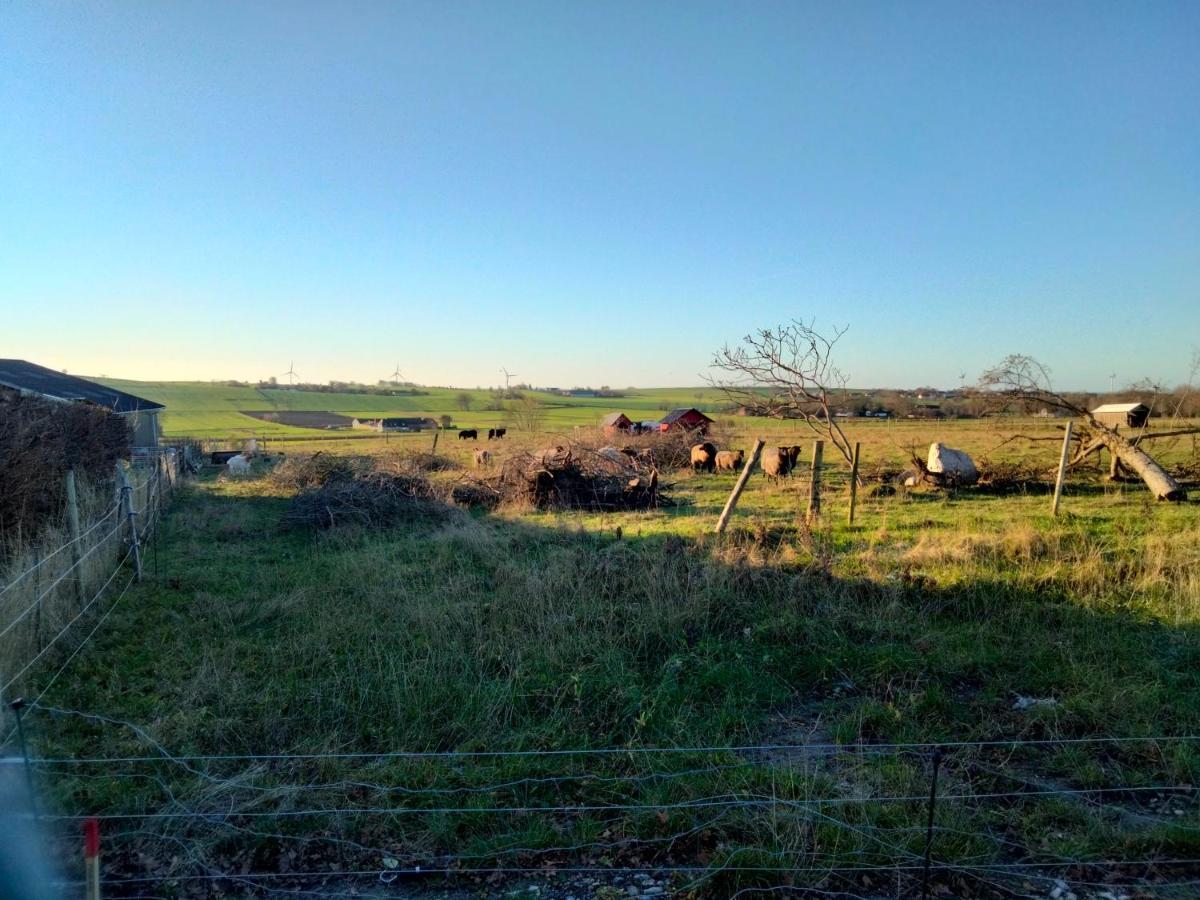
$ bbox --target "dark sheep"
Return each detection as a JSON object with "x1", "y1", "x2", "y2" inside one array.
[{"x1": 690, "y1": 441, "x2": 718, "y2": 473}]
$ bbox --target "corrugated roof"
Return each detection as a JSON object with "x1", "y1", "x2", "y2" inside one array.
[
  {"x1": 661, "y1": 407, "x2": 713, "y2": 425},
  {"x1": 1092, "y1": 402, "x2": 1148, "y2": 414},
  {"x1": 0, "y1": 359, "x2": 164, "y2": 414}
]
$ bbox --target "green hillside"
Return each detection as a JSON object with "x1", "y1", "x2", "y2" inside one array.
[{"x1": 98, "y1": 379, "x2": 728, "y2": 438}]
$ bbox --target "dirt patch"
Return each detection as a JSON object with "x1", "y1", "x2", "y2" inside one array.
[{"x1": 243, "y1": 410, "x2": 356, "y2": 429}]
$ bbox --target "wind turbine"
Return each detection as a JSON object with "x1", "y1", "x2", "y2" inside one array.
[
  {"x1": 1109, "y1": 373, "x2": 1116, "y2": 394},
  {"x1": 281, "y1": 361, "x2": 300, "y2": 386},
  {"x1": 389, "y1": 363, "x2": 404, "y2": 386},
  {"x1": 500, "y1": 367, "x2": 518, "y2": 393}
]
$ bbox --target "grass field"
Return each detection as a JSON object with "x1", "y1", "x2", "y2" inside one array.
[
  {"x1": 10, "y1": 393, "x2": 1200, "y2": 897},
  {"x1": 98, "y1": 378, "x2": 730, "y2": 438}
]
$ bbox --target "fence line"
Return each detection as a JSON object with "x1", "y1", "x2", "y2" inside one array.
[{"x1": 0, "y1": 450, "x2": 184, "y2": 715}]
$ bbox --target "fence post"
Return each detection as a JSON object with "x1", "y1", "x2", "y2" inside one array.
[
  {"x1": 10, "y1": 699, "x2": 37, "y2": 817},
  {"x1": 431, "y1": 426, "x2": 440, "y2": 453},
  {"x1": 116, "y1": 465, "x2": 142, "y2": 582},
  {"x1": 84, "y1": 817, "x2": 101, "y2": 900},
  {"x1": 1051, "y1": 421, "x2": 1073, "y2": 516},
  {"x1": 64, "y1": 469, "x2": 87, "y2": 607},
  {"x1": 715, "y1": 439, "x2": 765, "y2": 535},
  {"x1": 846, "y1": 441, "x2": 861, "y2": 525},
  {"x1": 807, "y1": 440, "x2": 824, "y2": 520},
  {"x1": 921, "y1": 747, "x2": 943, "y2": 900}
]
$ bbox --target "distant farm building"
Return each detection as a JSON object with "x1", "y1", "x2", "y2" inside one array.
[
  {"x1": 0, "y1": 358, "x2": 164, "y2": 447},
  {"x1": 1092, "y1": 403, "x2": 1150, "y2": 429},
  {"x1": 352, "y1": 417, "x2": 438, "y2": 432},
  {"x1": 659, "y1": 408, "x2": 713, "y2": 434},
  {"x1": 600, "y1": 412, "x2": 634, "y2": 436}
]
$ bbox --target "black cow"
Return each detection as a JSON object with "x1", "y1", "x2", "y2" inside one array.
[
  {"x1": 459, "y1": 429, "x2": 478, "y2": 440},
  {"x1": 488, "y1": 428, "x2": 507, "y2": 440}
]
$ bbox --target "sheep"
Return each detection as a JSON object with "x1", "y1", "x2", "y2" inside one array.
[
  {"x1": 761, "y1": 448, "x2": 789, "y2": 480},
  {"x1": 225, "y1": 454, "x2": 251, "y2": 476},
  {"x1": 715, "y1": 449, "x2": 745, "y2": 472},
  {"x1": 473, "y1": 449, "x2": 493, "y2": 468},
  {"x1": 690, "y1": 441, "x2": 717, "y2": 473}
]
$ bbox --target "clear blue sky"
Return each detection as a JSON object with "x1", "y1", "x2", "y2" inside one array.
[{"x1": 3, "y1": 2, "x2": 1198, "y2": 390}]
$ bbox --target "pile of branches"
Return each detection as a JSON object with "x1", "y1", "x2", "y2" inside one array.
[
  {"x1": 573, "y1": 426, "x2": 703, "y2": 471},
  {"x1": 270, "y1": 453, "x2": 364, "y2": 490},
  {"x1": 495, "y1": 445, "x2": 666, "y2": 511},
  {"x1": 282, "y1": 468, "x2": 452, "y2": 531},
  {"x1": 0, "y1": 389, "x2": 130, "y2": 543}
]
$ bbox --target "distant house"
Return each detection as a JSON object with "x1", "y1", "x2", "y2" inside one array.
[
  {"x1": 352, "y1": 417, "x2": 438, "y2": 432},
  {"x1": 600, "y1": 412, "x2": 633, "y2": 436},
  {"x1": 659, "y1": 408, "x2": 713, "y2": 434},
  {"x1": 0, "y1": 358, "x2": 164, "y2": 447},
  {"x1": 1091, "y1": 402, "x2": 1150, "y2": 429}
]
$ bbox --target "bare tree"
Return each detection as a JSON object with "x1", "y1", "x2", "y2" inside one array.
[
  {"x1": 978, "y1": 354, "x2": 1187, "y2": 501},
  {"x1": 455, "y1": 391, "x2": 473, "y2": 412},
  {"x1": 708, "y1": 319, "x2": 857, "y2": 466},
  {"x1": 507, "y1": 395, "x2": 546, "y2": 433}
]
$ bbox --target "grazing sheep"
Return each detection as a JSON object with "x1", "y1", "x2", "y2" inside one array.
[
  {"x1": 473, "y1": 449, "x2": 493, "y2": 468},
  {"x1": 785, "y1": 445, "x2": 803, "y2": 471},
  {"x1": 690, "y1": 441, "x2": 718, "y2": 473},
  {"x1": 226, "y1": 454, "x2": 251, "y2": 476},
  {"x1": 715, "y1": 449, "x2": 745, "y2": 472},
  {"x1": 761, "y1": 448, "x2": 789, "y2": 480}
]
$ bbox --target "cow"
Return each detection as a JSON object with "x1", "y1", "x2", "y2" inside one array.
[
  {"x1": 488, "y1": 427, "x2": 507, "y2": 440},
  {"x1": 690, "y1": 441, "x2": 718, "y2": 473},
  {"x1": 473, "y1": 449, "x2": 493, "y2": 468},
  {"x1": 459, "y1": 429, "x2": 478, "y2": 440},
  {"x1": 715, "y1": 449, "x2": 745, "y2": 472}
]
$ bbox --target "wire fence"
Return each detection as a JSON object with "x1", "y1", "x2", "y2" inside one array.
[
  {"x1": 0, "y1": 450, "x2": 183, "y2": 721},
  {"x1": 9, "y1": 699, "x2": 1199, "y2": 898}
]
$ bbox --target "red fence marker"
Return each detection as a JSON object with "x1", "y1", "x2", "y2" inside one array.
[{"x1": 84, "y1": 817, "x2": 100, "y2": 900}]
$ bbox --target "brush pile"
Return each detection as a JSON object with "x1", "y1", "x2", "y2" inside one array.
[
  {"x1": 282, "y1": 468, "x2": 451, "y2": 531},
  {"x1": 270, "y1": 453, "x2": 365, "y2": 490},
  {"x1": 496, "y1": 445, "x2": 665, "y2": 510}
]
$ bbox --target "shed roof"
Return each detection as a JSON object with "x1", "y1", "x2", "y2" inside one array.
[
  {"x1": 0, "y1": 359, "x2": 164, "y2": 413},
  {"x1": 1092, "y1": 403, "x2": 1149, "y2": 414},
  {"x1": 600, "y1": 412, "x2": 631, "y2": 426},
  {"x1": 661, "y1": 407, "x2": 713, "y2": 425}
]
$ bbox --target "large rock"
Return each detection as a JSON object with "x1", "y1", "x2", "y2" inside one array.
[{"x1": 926, "y1": 443, "x2": 978, "y2": 486}]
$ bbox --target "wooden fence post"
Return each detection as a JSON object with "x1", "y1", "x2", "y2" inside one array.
[
  {"x1": 715, "y1": 439, "x2": 765, "y2": 535},
  {"x1": 64, "y1": 469, "x2": 86, "y2": 607},
  {"x1": 847, "y1": 442, "x2": 861, "y2": 525},
  {"x1": 431, "y1": 426, "x2": 440, "y2": 453},
  {"x1": 1051, "y1": 421, "x2": 1073, "y2": 516},
  {"x1": 807, "y1": 440, "x2": 824, "y2": 519},
  {"x1": 116, "y1": 465, "x2": 142, "y2": 582}
]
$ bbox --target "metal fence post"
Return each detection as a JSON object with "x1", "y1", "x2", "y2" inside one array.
[{"x1": 921, "y1": 747, "x2": 943, "y2": 900}]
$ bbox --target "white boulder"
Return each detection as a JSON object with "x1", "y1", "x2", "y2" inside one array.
[{"x1": 926, "y1": 443, "x2": 978, "y2": 486}]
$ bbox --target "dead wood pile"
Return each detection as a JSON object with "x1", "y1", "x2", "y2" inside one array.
[
  {"x1": 282, "y1": 468, "x2": 452, "y2": 531},
  {"x1": 496, "y1": 445, "x2": 666, "y2": 510}
]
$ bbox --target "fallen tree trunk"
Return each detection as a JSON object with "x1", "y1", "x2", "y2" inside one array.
[{"x1": 1088, "y1": 419, "x2": 1187, "y2": 501}]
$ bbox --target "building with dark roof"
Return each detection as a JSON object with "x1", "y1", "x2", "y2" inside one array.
[
  {"x1": 658, "y1": 407, "x2": 713, "y2": 434},
  {"x1": 0, "y1": 359, "x2": 164, "y2": 446}
]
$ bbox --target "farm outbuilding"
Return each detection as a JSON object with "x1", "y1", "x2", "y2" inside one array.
[
  {"x1": 659, "y1": 408, "x2": 713, "y2": 434},
  {"x1": 352, "y1": 417, "x2": 438, "y2": 432},
  {"x1": 1091, "y1": 403, "x2": 1150, "y2": 429},
  {"x1": 600, "y1": 412, "x2": 633, "y2": 436},
  {"x1": 0, "y1": 358, "x2": 164, "y2": 447}
]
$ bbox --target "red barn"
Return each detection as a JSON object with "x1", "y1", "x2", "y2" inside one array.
[
  {"x1": 659, "y1": 407, "x2": 713, "y2": 434},
  {"x1": 600, "y1": 411, "x2": 634, "y2": 436}
]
